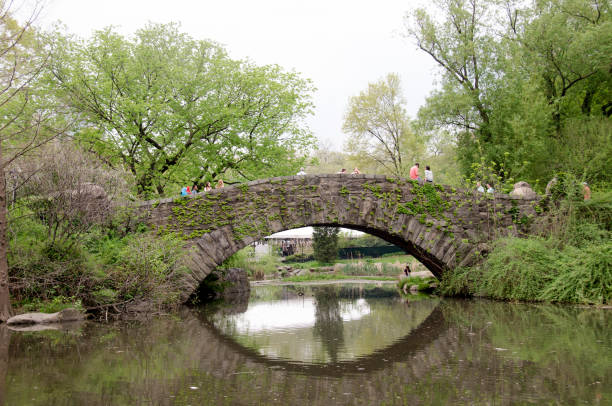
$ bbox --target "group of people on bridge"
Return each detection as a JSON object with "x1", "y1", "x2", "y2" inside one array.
[
  {"x1": 298, "y1": 164, "x2": 435, "y2": 181},
  {"x1": 409, "y1": 163, "x2": 434, "y2": 184},
  {"x1": 181, "y1": 179, "x2": 225, "y2": 196}
]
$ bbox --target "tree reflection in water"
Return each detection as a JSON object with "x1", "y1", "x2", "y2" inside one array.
[
  {"x1": 313, "y1": 287, "x2": 345, "y2": 363},
  {"x1": 0, "y1": 325, "x2": 8, "y2": 406}
]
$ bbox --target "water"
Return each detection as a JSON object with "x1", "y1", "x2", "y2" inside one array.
[{"x1": 1, "y1": 284, "x2": 610, "y2": 405}]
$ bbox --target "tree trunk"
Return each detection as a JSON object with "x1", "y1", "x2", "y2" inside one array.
[{"x1": 0, "y1": 147, "x2": 13, "y2": 322}]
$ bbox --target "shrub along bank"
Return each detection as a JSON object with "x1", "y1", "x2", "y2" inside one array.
[
  {"x1": 438, "y1": 191, "x2": 612, "y2": 305},
  {"x1": 8, "y1": 209, "x2": 188, "y2": 316}
]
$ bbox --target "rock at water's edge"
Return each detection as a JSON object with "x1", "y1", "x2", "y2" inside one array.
[{"x1": 6, "y1": 308, "x2": 86, "y2": 326}]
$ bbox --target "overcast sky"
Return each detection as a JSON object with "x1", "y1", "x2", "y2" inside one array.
[{"x1": 40, "y1": 0, "x2": 439, "y2": 151}]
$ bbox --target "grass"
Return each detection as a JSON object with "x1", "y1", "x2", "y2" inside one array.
[
  {"x1": 282, "y1": 274, "x2": 397, "y2": 282},
  {"x1": 438, "y1": 192, "x2": 612, "y2": 305},
  {"x1": 284, "y1": 254, "x2": 413, "y2": 269},
  {"x1": 398, "y1": 277, "x2": 437, "y2": 293},
  {"x1": 21, "y1": 296, "x2": 84, "y2": 313},
  {"x1": 340, "y1": 262, "x2": 401, "y2": 276}
]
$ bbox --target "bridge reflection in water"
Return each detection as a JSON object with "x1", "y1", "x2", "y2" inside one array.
[
  {"x1": 204, "y1": 285, "x2": 444, "y2": 375},
  {"x1": 2, "y1": 285, "x2": 610, "y2": 405}
]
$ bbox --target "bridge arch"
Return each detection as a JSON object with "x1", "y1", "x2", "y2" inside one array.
[{"x1": 140, "y1": 174, "x2": 538, "y2": 301}]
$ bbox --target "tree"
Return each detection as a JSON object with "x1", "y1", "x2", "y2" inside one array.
[
  {"x1": 406, "y1": 0, "x2": 496, "y2": 140},
  {"x1": 312, "y1": 226, "x2": 339, "y2": 263},
  {"x1": 0, "y1": 1, "x2": 69, "y2": 321},
  {"x1": 511, "y1": 0, "x2": 612, "y2": 128},
  {"x1": 343, "y1": 73, "x2": 425, "y2": 178},
  {"x1": 406, "y1": 0, "x2": 612, "y2": 186},
  {"x1": 49, "y1": 23, "x2": 316, "y2": 197}
]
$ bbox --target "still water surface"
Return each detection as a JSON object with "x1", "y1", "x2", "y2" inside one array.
[{"x1": 2, "y1": 283, "x2": 610, "y2": 405}]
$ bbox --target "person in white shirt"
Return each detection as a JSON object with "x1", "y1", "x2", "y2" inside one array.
[
  {"x1": 296, "y1": 168, "x2": 306, "y2": 176},
  {"x1": 424, "y1": 165, "x2": 434, "y2": 183}
]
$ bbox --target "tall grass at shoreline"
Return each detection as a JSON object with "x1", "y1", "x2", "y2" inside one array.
[{"x1": 439, "y1": 190, "x2": 612, "y2": 305}]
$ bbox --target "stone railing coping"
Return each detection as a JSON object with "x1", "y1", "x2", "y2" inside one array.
[{"x1": 137, "y1": 174, "x2": 540, "y2": 207}]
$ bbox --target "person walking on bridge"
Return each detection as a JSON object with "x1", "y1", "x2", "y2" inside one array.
[
  {"x1": 424, "y1": 165, "x2": 433, "y2": 183},
  {"x1": 409, "y1": 163, "x2": 420, "y2": 181}
]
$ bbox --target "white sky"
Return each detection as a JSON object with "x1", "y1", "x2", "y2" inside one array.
[{"x1": 40, "y1": 0, "x2": 439, "y2": 151}]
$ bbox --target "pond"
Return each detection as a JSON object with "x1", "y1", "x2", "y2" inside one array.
[{"x1": 1, "y1": 283, "x2": 610, "y2": 405}]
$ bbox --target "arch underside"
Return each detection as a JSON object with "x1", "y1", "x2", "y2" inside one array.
[
  {"x1": 180, "y1": 218, "x2": 462, "y2": 303},
  {"x1": 306, "y1": 222, "x2": 448, "y2": 277}
]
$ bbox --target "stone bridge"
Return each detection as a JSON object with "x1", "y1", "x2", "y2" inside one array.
[{"x1": 139, "y1": 174, "x2": 540, "y2": 301}]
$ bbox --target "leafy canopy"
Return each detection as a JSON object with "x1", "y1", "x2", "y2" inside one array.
[
  {"x1": 49, "y1": 23, "x2": 316, "y2": 197},
  {"x1": 406, "y1": 0, "x2": 612, "y2": 188}
]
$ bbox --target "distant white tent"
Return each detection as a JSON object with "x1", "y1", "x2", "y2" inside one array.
[{"x1": 265, "y1": 227, "x2": 363, "y2": 240}]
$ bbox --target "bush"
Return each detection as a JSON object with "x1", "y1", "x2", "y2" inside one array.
[
  {"x1": 439, "y1": 237, "x2": 611, "y2": 305},
  {"x1": 540, "y1": 242, "x2": 612, "y2": 304},
  {"x1": 8, "y1": 208, "x2": 189, "y2": 313},
  {"x1": 111, "y1": 233, "x2": 188, "y2": 306},
  {"x1": 438, "y1": 187, "x2": 612, "y2": 305},
  {"x1": 398, "y1": 277, "x2": 437, "y2": 294},
  {"x1": 438, "y1": 267, "x2": 474, "y2": 297},
  {"x1": 477, "y1": 238, "x2": 560, "y2": 301},
  {"x1": 220, "y1": 246, "x2": 255, "y2": 270}
]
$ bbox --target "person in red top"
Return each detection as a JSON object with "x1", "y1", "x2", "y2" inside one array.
[{"x1": 409, "y1": 163, "x2": 420, "y2": 180}]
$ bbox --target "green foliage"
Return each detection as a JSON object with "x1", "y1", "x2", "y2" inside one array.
[
  {"x1": 407, "y1": 0, "x2": 612, "y2": 187},
  {"x1": 437, "y1": 267, "x2": 473, "y2": 297},
  {"x1": 8, "y1": 208, "x2": 189, "y2": 312},
  {"x1": 539, "y1": 243, "x2": 612, "y2": 304},
  {"x1": 397, "y1": 183, "x2": 449, "y2": 225},
  {"x1": 574, "y1": 190, "x2": 612, "y2": 231},
  {"x1": 477, "y1": 238, "x2": 561, "y2": 301},
  {"x1": 312, "y1": 226, "x2": 340, "y2": 263},
  {"x1": 222, "y1": 247, "x2": 282, "y2": 277},
  {"x1": 466, "y1": 157, "x2": 516, "y2": 193},
  {"x1": 22, "y1": 296, "x2": 84, "y2": 313},
  {"x1": 439, "y1": 207, "x2": 612, "y2": 305},
  {"x1": 220, "y1": 246, "x2": 255, "y2": 271},
  {"x1": 48, "y1": 22, "x2": 316, "y2": 197}
]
